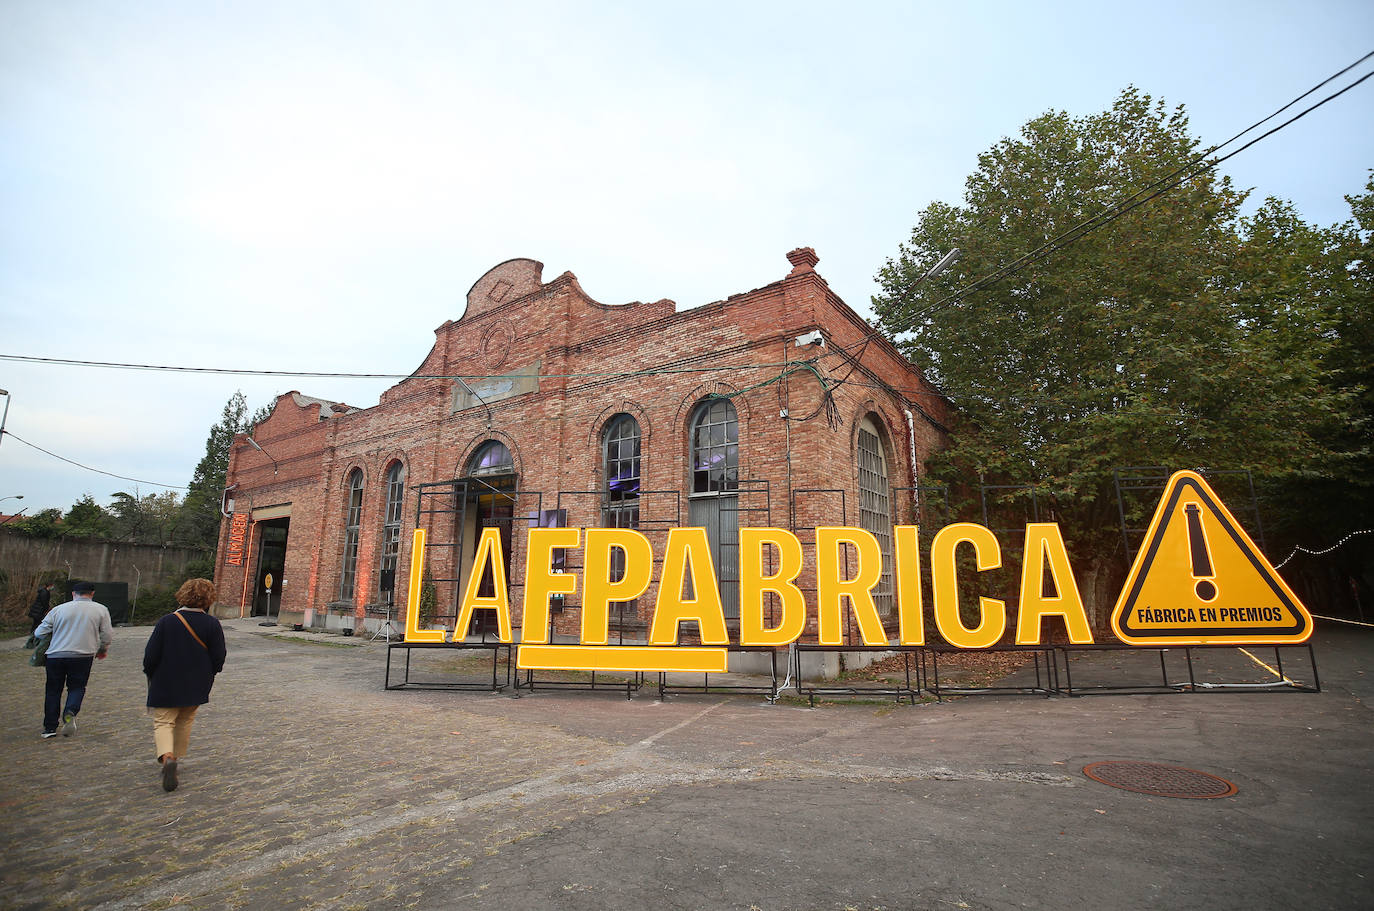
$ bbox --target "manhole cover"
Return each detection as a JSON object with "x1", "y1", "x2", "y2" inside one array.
[{"x1": 1082, "y1": 761, "x2": 1237, "y2": 799}]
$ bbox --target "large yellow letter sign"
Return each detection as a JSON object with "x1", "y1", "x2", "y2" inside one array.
[
  {"x1": 1015, "y1": 523, "x2": 1093, "y2": 645},
  {"x1": 739, "y1": 528, "x2": 807, "y2": 646},
  {"x1": 582, "y1": 528, "x2": 654, "y2": 645},
  {"x1": 649, "y1": 528, "x2": 729, "y2": 646},
  {"x1": 454, "y1": 527, "x2": 512, "y2": 642},
  {"x1": 931, "y1": 523, "x2": 1006, "y2": 649},
  {"x1": 403, "y1": 528, "x2": 444, "y2": 643},
  {"x1": 815, "y1": 527, "x2": 888, "y2": 646},
  {"x1": 520, "y1": 527, "x2": 581, "y2": 644}
]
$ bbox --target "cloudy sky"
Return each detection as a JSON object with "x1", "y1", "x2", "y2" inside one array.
[{"x1": 2, "y1": 1, "x2": 1371, "y2": 515}]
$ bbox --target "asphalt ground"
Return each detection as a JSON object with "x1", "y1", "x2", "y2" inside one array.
[{"x1": 1, "y1": 620, "x2": 1371, "y2": 911}]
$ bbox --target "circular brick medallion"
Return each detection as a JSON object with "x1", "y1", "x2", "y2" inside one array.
[
  {"x1": 1082, "y1": 761, "x2": 1237, "y2": 799},
  {"x1": 481, "y1": 321, "x2": 515, "y2": 370}
]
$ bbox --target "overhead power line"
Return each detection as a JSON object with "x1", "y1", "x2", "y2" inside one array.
[
  {"x1": 1, "y1": 430, "x2": 189, "y2": 491},
  {"x1": 0, "y1": 352, "x2": 832, "y2": 382},
  {"x1": 0, "y1": 335, "x2": 888, "y2": 386},
  {"x1": 906, "y1": 50, "x2": 1374, "y2": 321}
]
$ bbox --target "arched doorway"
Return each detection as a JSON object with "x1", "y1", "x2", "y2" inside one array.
[{"x1": 459, "y1": 440, "x2": 516, "y2": 638}]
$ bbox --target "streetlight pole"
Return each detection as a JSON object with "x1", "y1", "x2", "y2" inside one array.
[
  {"x1": 247, "y1": 437, "x2": 279, "y2": 476},
  {"x1": 920, "y1": 248, "x2": 961, "y2": 282},
  {"x1": 0, "y1": 494, "x2": 23, "y2": 524},
  {"x1": 0, "y1": 389, "x2": 10, "y2": 452}
]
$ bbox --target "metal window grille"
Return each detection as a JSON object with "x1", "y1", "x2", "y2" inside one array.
[
  {"x1": 858, "y1": 427, "x2": 894, "y2": 616},
  {"x1": 379, "y1": 462, "x2": 405, "y2": 598},
  {"x1": 339, "y1": 470, "x2": 364, "y2": 601}
]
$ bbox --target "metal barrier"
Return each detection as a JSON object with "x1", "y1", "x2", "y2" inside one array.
[
  {"x1": 794, "y1": 645, "x2": 926, "y2": 706},
  {"x1": 926, "y1": 645, "x2": 1060, "y2": 700},
  {"x1": 1055, "y1": 642, "x2": 1320, "y2": 695},
  {"x1": 384, "y1": 641, "x2": 512, "y2": 691},
  {"x1": 382, "y1": 641, "x2": 1320, "y2": 699},
  {"x1": 514, "y1": 668, "x2": 645, "y2": 700},
  {"x1": 657, "y1": 646, "x2": 783, "y2": 701}
]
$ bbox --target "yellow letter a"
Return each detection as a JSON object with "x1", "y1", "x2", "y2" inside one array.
[
  {"x1": 650, "y1": 528, "x2": 729, "y2": 645},
  {"x1": 455, "y1": 526, "x2": 512, "y2": 642},
  {"x1": 1015, "y1": 523, "x2": 1093, "y2": 645}
]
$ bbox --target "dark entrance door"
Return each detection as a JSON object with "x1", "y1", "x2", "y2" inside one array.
[
  {"x1": 466, "y1": 484, "x2": 514, "y2": 638},
  {"x1": 253, "y1": 519, "x2": 289, "y2": 618}
]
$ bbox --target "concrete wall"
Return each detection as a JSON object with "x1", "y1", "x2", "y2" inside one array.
[{"x1": 0, "y1": 529, "x2": 206, "y2": 621}]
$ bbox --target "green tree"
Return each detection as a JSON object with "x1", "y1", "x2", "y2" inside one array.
[
  {"x1": 872, "y1": 87, "x2": 1350, "y2": 624},
  {"x1": 174, "y1": 391, "x2": 267, "y2": 549},
  {"x1": 9, "y1": 507, "x2": 63, "y2": 538},
  {"x1": 1254, "y1": 176, "x2": 1374, "y2": 614},
  {"x1": 110, "y1": 489, "x2": 182, "y2": 545},
  {"x1": 63, "y1": 494, "x2": 114, "y2": 537}
]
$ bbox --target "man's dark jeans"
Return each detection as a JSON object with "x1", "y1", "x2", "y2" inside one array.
[{"x1": 44, "y1": 656, "x2": 94, "y2": 733}]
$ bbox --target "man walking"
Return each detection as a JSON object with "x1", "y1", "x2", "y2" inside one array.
[{"x1": 35, "y1": 581, "x2": 113, "y2": 739}]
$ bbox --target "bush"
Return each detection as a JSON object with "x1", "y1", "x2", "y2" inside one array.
[
  {"x1": 132, "y1": 583, "x2": 180, "y2": 624},
  {"x1": 0, "y1": 568, "x2": 68, "y2": 633}
]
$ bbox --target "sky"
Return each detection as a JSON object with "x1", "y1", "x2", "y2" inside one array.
[{"x1": 1, "y1": 0, "x2": 1371, "y2": 515}]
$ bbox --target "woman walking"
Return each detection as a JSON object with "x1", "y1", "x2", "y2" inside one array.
[{"x1": 143, "y1": 578, "x2": 226, "y2": 792}]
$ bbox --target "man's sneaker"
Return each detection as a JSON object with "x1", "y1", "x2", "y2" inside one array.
[
  {"x1": 161, "y1": 758, "x2": 179, "y2": 792},
  {"x1": 41, "y1": 731, "x2": 57, "y2": 739},
  {"x1": 61, "y1": 712, "x2": 76, "y2": 737}
]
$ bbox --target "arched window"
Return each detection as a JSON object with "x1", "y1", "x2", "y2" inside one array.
[
  {"x1": 690, "y1": 399, "x2": 738, "y2": 494},
  {"x1": 603, "y1": 414, "x2": 641, "y2": 529},
  {"x1": 378, "y1": 461, "x2": 406, "y2": 600},
  {"x1": 857, "y1": 416, "x2": 893, "y2": 616},
  {"x1": 339, "y1": 469, "x2": 364, "y2": 601},
  {"x1": 688, "y1": 398, "x2": 740, "y2": 617},
  {"x1": 467, "y1": 440, "x2": 513, "y2": 477}
]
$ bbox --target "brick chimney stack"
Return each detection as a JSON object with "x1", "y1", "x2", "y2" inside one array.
[{"x1": 786, "y1": 247, "x2": 819, "y2": 275}]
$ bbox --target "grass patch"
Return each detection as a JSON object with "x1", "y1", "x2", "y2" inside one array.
[{"x1": 269, "y1": 635, "x2": 358, "y2": 649}]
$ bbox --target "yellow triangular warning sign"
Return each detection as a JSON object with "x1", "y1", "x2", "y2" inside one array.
[{"x1": 1111, "y1": 470, "x2": 1313, "y2": 645}]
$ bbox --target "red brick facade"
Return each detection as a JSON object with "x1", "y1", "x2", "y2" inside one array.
[{"x1": 214, "y1": 251, "x2": 949, "y2": 642}]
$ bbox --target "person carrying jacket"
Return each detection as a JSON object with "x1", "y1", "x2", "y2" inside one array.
[{"x1": 27, "y1": 582, "x2": 55, "y2": 634}]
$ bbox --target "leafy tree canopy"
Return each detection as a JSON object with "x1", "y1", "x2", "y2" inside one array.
[
  {"x1": 110, "y1": 489, "x2": 182, "y2": 545},
  {"x1": 8, "y1": 507, "x2": 64, "y2": 539},
  {"x1": 872, "y1": 87, "x2": 1362, "y2": 613},
  {"x1": 63, "y1": 494, "x2": 114, "y2": 538},
  {"x1": 174, "y1": 391, "x2": 271, "y2": 549}
]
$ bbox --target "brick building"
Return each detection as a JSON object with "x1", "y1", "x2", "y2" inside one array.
[{"x1": 214, "y1": 250, "x2": 949, "y2": 656}]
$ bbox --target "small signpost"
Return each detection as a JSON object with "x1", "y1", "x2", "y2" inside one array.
[{"x1": 259, "y1": 572, "x2": 276, "y2": 627}]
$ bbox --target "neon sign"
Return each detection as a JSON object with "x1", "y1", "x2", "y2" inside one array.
[{"x1": 225, "y1": 513, "x2": 249, "y2": 566}]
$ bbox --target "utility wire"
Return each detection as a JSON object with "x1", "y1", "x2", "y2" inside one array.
[
  {"x1": 904, "y1": 51, "x2": 1374, "y2": 321},
  {"x1": 0, "y1": 352, "x2": 830, "y2": 382},
  {"x1": 0, "y1": 337, "x2": 882, "y2": 492},
  {"x1": 0, "y1": 430, "x2": 189, "y2": 491}
]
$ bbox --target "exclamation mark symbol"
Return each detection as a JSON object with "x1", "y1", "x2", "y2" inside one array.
[{"x1": 1184, "y1": 503, "x2": 1217, "y2": 601}]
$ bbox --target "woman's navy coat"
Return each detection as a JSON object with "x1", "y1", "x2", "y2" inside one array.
[{"x1": 144, "y1": 608, "x2": 227, "y2": 707}]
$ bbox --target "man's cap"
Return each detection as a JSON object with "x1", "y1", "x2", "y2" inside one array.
[{"x1": 71, "y1": 581, "x2": 96, "y2": 593}]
